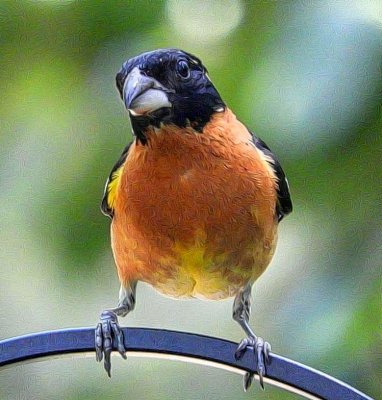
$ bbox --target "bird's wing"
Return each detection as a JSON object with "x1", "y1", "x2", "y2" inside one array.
[
  {"x1": 101, "y1": 142, "x2": 132, "y2": 219},
  {"x1": 250, "y1": 131, "x2": 293, "y2": 221}
]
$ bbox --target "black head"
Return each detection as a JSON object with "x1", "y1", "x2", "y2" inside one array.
[{"x1": 116, "y1": 49, "x2": 225, "y2": 143}]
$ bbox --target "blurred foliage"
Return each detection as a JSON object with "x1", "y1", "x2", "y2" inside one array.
[{"x1": 0, "y1": 1, "x2": 381, "y2": 399}]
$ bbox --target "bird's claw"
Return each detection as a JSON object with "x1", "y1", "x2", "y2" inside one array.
[
  {"x1": 95, "y1": 310, "x2": 126, "y2": 377},
  {"x1": 235, "y1": 336, "x2": 271, "y2": 391}
]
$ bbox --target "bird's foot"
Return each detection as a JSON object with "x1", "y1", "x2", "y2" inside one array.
[
  {"x1": 235, "y1": 336, "x2": 271, "y2": 391},
  {"x1": 95, "y1": 310, "x2": 127, "y2": 377}
]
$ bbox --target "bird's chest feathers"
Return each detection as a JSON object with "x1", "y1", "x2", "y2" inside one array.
[
  {"x1": 112, "y1": 116, "x2": 278, "y2": 298},
  {"x1": 118, "y1": 119, "x2": 277, "y2": 228}
]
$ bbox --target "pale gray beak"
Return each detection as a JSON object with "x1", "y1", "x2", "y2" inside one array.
[{"x1": 123, "y1": 67, "x2": 172, "y2": 116}]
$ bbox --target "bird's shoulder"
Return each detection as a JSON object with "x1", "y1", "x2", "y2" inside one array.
[
  {"x1": 249, "y1": 130, "x2": 293, "y2": 221},
  {"x1": 101, "y1": 142, "x2": 132, "y2": 219}
]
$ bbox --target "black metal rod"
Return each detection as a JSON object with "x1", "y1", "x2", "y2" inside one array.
[{"x1": 0, "y1": 328, "x2": 373, "y2": 400}]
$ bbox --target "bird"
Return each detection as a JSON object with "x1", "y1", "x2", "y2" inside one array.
[{"x1": 95, "y1": 48, "x2": 292, "y2": 390}]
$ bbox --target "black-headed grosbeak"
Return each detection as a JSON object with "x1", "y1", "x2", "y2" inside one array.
[{"x1": 95, "y1": 49, "x2": 292, "y2": 390}]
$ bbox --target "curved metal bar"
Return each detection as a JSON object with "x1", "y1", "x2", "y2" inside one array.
[{"x1": 0, "y1": 328, "x2": 373, "y2": 400}]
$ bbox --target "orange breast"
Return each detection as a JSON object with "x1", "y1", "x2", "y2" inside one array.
[{"x1": 111, "y1": 109, "x2": 278, "y2": 299}]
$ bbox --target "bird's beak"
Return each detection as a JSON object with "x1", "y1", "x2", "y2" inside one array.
[{"x1": 123, "y1": 67, "x2": 172, "y2": 116}]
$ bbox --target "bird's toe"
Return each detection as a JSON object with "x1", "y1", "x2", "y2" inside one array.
[
  {"x1": 95, "y1": 310, "x2": 127, "y2": 377},
  {"x1": 235, "y1": 336, "x2": 271, "y2": 391}
]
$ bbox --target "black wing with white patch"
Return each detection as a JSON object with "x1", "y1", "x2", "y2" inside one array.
[
  {"x1": 101, "y1": 142, "x2": 132, "y2": 219},
  {"x1": 251, "y1": 132, "x2": 292, "y2": 222}
]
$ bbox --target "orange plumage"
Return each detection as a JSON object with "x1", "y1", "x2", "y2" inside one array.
[{"x1": 111, "y1": 109, "x2": 278, "y2": 299}]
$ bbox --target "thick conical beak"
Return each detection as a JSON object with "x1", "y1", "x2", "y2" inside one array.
[{"x1": 123, "y1": 67, "x2": 172, "y2": 116}]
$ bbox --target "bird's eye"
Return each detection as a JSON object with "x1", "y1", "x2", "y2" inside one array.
[{"x1": 176, "y1": 60, "x2": 190, "y2": 79}]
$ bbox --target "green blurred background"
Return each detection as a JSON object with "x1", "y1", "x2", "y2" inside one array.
[{"x1": 0, "y1": 0, "x2": 381, "y2": 399}]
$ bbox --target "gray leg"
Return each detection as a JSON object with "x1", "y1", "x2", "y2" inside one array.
[
  {"x1": 95, "y1": 281, "x2": 137, "y2": 377},
  {"x1": 233, "y1": 285, "x2": 271, "y2": 391}
]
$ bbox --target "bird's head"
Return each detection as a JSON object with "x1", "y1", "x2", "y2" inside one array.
[{"x1": 116, "y1": 49, "x2": 225, "y2": 143}]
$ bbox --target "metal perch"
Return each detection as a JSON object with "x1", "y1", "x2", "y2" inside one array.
[{"x1": 0, "y1": 327, "x2": 373, "y2": 400}]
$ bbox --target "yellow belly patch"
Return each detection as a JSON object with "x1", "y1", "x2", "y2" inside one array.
[{"x1": 153, "y1": 232, "x2": 240, "y2": 299}]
